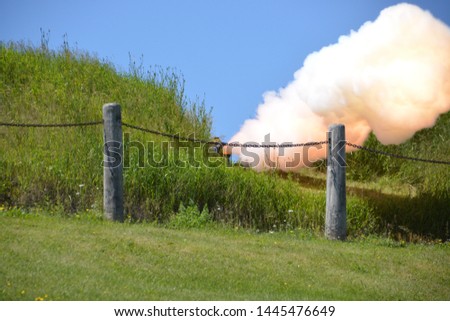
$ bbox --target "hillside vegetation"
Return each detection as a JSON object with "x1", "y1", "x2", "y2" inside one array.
[{"x1": 1, "y1": 37, "x2": 449, "y2": 240}]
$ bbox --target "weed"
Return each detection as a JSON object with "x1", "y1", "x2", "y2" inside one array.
[{"x1": 168, "y1": 202, "x2": 212, "y2": 229}]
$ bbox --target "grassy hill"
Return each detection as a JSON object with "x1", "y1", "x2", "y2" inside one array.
[{"x1": 1, "y1": 38, "x2": 449, "y2": 240}]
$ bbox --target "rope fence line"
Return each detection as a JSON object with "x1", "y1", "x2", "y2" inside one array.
[
  {"x1": 122, "y1": 122, "x2": 215, "y2": 145},
  {"x1": 0, "y1": 120, "x2": 103, "y2": 128},
  {"x1": 225, "y1": 141, "x2": 329, "y2": 148},
  {"x1": 1, "y1": 104, "x2": 448, "y2": 232},
  {"x1": 123, "y1": 122, "x2": 329, "y2": 148},
  {"x1": 1, "y1": 120, "x2": 449, "y2": 165},
  {"x1": 346, "y1": 142, "x2": 450, "y2": 165}
]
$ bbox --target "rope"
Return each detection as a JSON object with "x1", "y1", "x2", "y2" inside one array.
[
  {"x1": 225, "y1": 141, "x2": 328, "y2": 148},
  {"x1": 1, "y1": 120, "x2": 449, "y2": 164},
  {"x1": 122, "y1": 122, "x2": 328, "y2": 147},
  {"x1": 122, "y1": 122, "x2": 215, "y2": 144},
  {"x1": 346, "y1": 142, "x2": 450, "y2": 165},
  {"x1": 0, "y1": 120, "x2": 103, "y2": 128}
]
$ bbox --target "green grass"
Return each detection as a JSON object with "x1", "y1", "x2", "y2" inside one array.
[
  {"x1": 1, "y1": 210, "x2": 449, "y2": 301},
  {"x1": 1, "y1": 36, "x2": 449, "y2": 241}
]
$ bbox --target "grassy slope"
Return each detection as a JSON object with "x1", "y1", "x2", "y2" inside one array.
[
  {"x1": 1, "y1": 39, "x2": 449, "y2": 240},
  {"x1": 0, "y1": 40, "x2": 211, "y2": 215},
  {"x1": 1, "y1": 211, "x2": 449, "y2": 301}
]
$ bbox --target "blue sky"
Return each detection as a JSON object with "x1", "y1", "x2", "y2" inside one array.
[{"x1": 1, "y1": 0, "x2": 449, "y2": 140}]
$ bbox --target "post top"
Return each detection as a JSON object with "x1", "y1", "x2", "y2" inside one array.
[
  {"x1": 102, "y1": 103, "x2": 121, "y2": 112},
  {"x1": 328, "y1": 123, "x2": 345, "y2": 130}
]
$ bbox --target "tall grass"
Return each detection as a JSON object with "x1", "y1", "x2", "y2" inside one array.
[
  {"x1": 0, "y1": 36, "x2": 211, "y2": 211},
  {"x1": 1, "y1": 36, "x2": 448, "y2": 240},
  {"x1": 346, "y1": 112, "x2": 450, "y2": 198}
]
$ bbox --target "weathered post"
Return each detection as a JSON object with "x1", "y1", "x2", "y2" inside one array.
[
  {"x1": 103, "y1": 103, "x2": 124, "y2": 222},
  {"x1": 325, "y1": 124, "x2": 346, "y2": 240}
]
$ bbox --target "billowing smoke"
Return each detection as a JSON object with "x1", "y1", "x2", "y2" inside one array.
[{"x1": 226, "y1": 3, "x2": 450, "y2": 171}]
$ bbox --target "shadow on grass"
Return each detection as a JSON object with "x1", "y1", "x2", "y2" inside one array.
[
  {"x1": 360, "y1": 192, "x2": 449, "y2": 241},
  {"x1": 277, "y1": 171, "x2": 449, "y2": 241}
]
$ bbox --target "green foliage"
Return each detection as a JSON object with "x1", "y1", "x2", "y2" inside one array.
[
  {"x1": 346, "y1": 113, "x2": 450, "y2": 198},
  {"x1": 169, "y1": 203, "x2": 212, "y2": 228},
  {"x1": 346, "y1": 198, "x2": 378, "y2": 237},
  {"x1": 1, "y1": 36, "x2": 449, "y2": 240},
  {"x1": 344, "y1": 113, "x2": 449, "y2": 240},
  {"x1": 1, "y1": 212, "x2": 449, "y2": 300},
  {"x1": 0, "y1": 36, "x2": 211, "y2": 213}
]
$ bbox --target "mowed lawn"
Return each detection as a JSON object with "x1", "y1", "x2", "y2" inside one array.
[{"x1": 1, "y1": 212, "x2": 449, "y2": 301}]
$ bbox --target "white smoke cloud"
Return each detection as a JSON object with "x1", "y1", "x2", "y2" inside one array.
[{"x1": 227, "y1": 3, "x2": 450, "y2": 171}]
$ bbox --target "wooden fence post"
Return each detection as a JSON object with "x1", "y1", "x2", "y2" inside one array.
[
  {"x1": 103, "y1": 103, "x2": 124, "y2": 222},
  {"x1": 325, "y1": 124, "x2": 346, "y2": 240}
]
